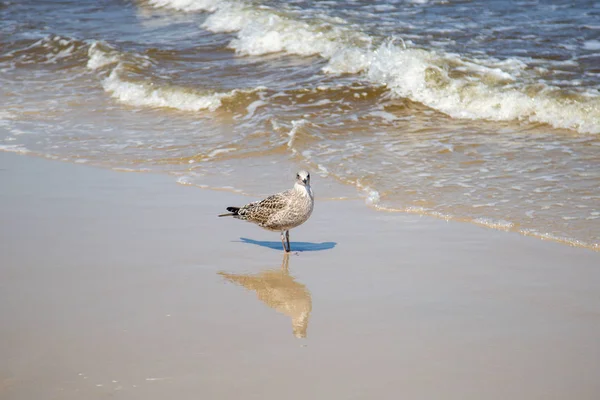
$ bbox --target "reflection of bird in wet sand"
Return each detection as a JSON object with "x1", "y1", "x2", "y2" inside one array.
[
  {"x1": 218, "y1": 254, "x2": 312, "y2": 338},
  {"x1": 218, "y1": 170, "x2": 314, "y2": 252}
]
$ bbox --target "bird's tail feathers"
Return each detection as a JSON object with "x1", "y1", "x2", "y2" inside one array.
[{"x1": 218, "y1": 206, "x2": 240, "y2": 217}]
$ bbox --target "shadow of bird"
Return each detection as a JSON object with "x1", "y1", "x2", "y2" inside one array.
[{"x1": 238, "y1": 237, "x2": 336, "y2": 252}]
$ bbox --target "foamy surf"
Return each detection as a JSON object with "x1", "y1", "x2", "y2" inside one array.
[
  {"x1": 206, "y1": 6, "x2": 359, "y2": 58},
  {"x1": 86, "y1": 40, "x2": 154, "y2": 71},
  {"x1": 152, "y1": 0, "x2": 600, "y2": 134},
  {"x1": 86, "y1": 40, "x2": 249, "y2": 112},
  {"x1": 369, "y1": 201, "x2": 599, "y2": 251},
  {"x1": 287, "y1": 119, "x2": 307, "y2": 149},
  {"x1": 150, "y1": 0, "x2": 369, "y2": 58},
  {"x1": 4, "y1": 0, "x2": 598, "y2": 253},
  {"x1": 1, "y1": 34, "x2": 88, "y2": 67},
  {"x1": 363, "y1": 41, "x2": 600, "y2": 134},
  {"x1": 354, "y1": 180, "x2": 381, "y2": 207},
  {"x1": 102, "y1": 67, "x2": 228, "y2": 112},
  {"x1": 146, "y1": 0, "x2": 220, "y2": 12},
  {"x1": 87, "y1": 41, "x2": 120, "y2": 70},
  {"x1": 0, "y1": 144, "x2": 31, "y2": 154}
]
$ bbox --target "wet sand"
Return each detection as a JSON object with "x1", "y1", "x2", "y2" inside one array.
[{"x1": 1, "y1": 152, "x2": 599, "y2": 400}]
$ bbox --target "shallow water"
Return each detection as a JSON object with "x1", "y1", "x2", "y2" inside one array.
[{"x1": 1, "y1": 0, "x2": 599, "y2": 249}]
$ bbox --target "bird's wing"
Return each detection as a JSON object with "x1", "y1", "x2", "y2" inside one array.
[{"x1": 239, "y1": 191, "x2": 290, "y2": 225}]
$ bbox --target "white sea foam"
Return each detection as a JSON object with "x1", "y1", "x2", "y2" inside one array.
[
  {"x1": 287, "y1": 119, "x2": 307, "y2": 149},
  {"x1": 0, "y1": 144, "x2": 31, "y2": 154},
  {"x1": 43, "y1": 36, "x2": 80, "y2": 64},
  {"x1": 325, "y1": 46, "x2": 371, "y2": 74},
  {"x1": 6, "y1": 35, "x2": 83, "y2": 65},
  {"x1": 244, "y1": 99, "x2": 266, "y2": 119},
  {"x1": 354, "y1": 180, "x2": 381, "y2": 206},
  {"x1": 208, "y1": 147, "x2": 236, "y2": 158},
  {"x1": 87, "y1": 41, "x2": 262, "y2": 113},
  {"x1": 231, "y1": 21, "x2": 336, "y2": 57},
  {"x1": 583, "y1": 40, "x2": 600, "y2": 51},
  {"x1": 112, "y1": 167, "x2": 152, "y2": 172},
  {"x1": 473, "y1": 218, "x2": 515, "y2": 231},
  {"x1": 176, "y1": 175, "x2": 193, "y2": 185},
  {"x1": 0, "y1": 111, "x2": 16, "y2": 123},
  {"x1": 201, "y1": 2, "x2": 246, "y2": 33},
  {"x1": 519, "y1": 229, "x2": 598, "y2": 250},
  {"x1": 86, "y1": 41, "x2": 153, "y2": 71},
  {"x1": 362, "y1": 41, "x2": 600, "y2": 134},
  {"x1": 102, "y1": 67, "x2": 228, "y2": 111},
  {"x1": 87, "y1": 41, "x2": 120, "y2": 70},
  {"x1": 147, "y1": 0, "x2": 220, "y2": 12},
  {"x1": 202, "y1": 3, "x2": 367, "y2": 58},
  {"x1": 368, "y1": 110, "x2": 399, "y2": 122},
  {"x1": 365, "y1": 189, "x2": 380, "y2": 206},
  {"x1": 150, "y1": 0, "x2": 600, "y2": 133},
  {"x1": 317, "y1": 164, "x2": 329, "y2": 176}
]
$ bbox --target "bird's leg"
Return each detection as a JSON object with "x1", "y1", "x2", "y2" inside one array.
[
  {"x1": 285, "y1": 230, "x2": 291, "y2": 253},
  {"x1": 280, "y1": 231, "x2": 287, "y2": 252}
]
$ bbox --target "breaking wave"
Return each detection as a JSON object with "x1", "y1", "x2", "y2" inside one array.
[
  {"x1": 145, "y1": 0, "x2": 220, "y2": 12},
  {"x1": 102, "y1": 68, "x2": 228, "y2": 111},
  {"x1": 147, "y1": 0, "x2": 600, "y2": 134},
  {"x1": 0, "y1": 34, "x2": 88, "y2": 68},
  {"x1": 87, "y1": 40, "x2": 250, "y2": 112}
]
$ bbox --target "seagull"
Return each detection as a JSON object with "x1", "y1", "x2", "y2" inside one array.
[{"x1": 218, "y1": 170, "x2": 314, "y2": 252}]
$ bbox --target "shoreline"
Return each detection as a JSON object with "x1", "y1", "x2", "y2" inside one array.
[
  {"x1": 3, "y1": 150, "x2": 599, "y2": 253},
  {"x1": 2, "y1": 152, "x2": 600, "y2": 399}
]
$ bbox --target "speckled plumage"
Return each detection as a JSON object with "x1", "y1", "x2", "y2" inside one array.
[{"x1": 219, "y1": 170, "x2": 314, "y2": 252}]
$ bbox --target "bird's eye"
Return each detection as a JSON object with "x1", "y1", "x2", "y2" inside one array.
[{"x1": 296, "y1": 174, "x2": 300, "y2": 178}]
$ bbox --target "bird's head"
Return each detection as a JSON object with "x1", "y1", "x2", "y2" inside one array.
[{"x1": 295, "y1": 170, "x2": 310, "y2": 187}]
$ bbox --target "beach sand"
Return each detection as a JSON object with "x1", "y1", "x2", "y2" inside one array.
[{"x1": 1, "y1": 152, "x2": 599, "y2": 400}]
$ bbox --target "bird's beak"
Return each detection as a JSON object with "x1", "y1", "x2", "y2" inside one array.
[{"x1": 302, "y1": 178, "x2": 308, "y2": 184}]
